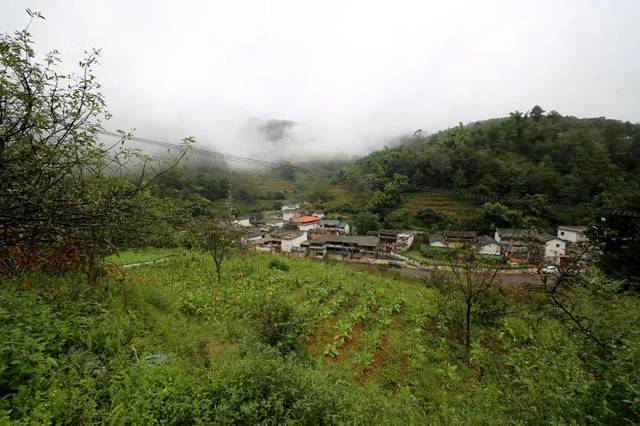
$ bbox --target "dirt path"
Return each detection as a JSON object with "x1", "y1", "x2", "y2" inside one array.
[{"x1": 123, "y1": 257, "x2": 169, "y2": 268}]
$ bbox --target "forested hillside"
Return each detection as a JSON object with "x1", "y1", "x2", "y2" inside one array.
[{"x1": 350, "y1": 107, "x2": 640, "y2": 206}]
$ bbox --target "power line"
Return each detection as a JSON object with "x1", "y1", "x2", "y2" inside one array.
[{"x1": 96, "y1": 129, "x2": 640, "y2": 218}]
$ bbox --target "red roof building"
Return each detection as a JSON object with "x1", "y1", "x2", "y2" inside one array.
[{"x1": 294, "y1": 215, "x2": 320, "y2": 224}]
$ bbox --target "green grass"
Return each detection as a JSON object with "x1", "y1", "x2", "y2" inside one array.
[
  {"x1": 2, "y1": 248, "x2": 638, "y2": 424},
  {"x1": 105, "y1": 247, "x2": 181, "y2": 265}
]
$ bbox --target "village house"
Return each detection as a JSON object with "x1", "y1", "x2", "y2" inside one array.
[
  {"x1": 367, "y1": 229, "x2": 415, "y2": 250},
  {"x1": 301, "y1": 235, "x2": 379, "y2": 260},
  {"x1": 315, "y1": 219, "x2": 350, "y2": 235},
  {"x1": 254, "y1": 230, "x2": 307, "y2": 253},
  {"x1": 494, "y1": 228, "x2": 532, "y2": 244},
  {"x1": 535, "y1": 233, "x2": 567, "y2": 262},
  {"x1": 242, "y1": 227, "x2": 264, "y2": 244},
  {"x1": 557, "y1": 226, "x2": 588, "y2": 243},
  {"x1": 281, "y1": 204, "x2": 300, "y2": 221},
  {"x1": 443, "y1": 231, "x2": 477, "y2": 246},
  {"x1": 475, "y1": 235, "x2": 501, "y2": 256},
  {"x1": 502, "y1": 240, "x2": 531, "y2": 263},
  {"x1": 255, "y1": 216, "x2": 285, "y2": 230},
  {"x1": 293, "y1": 215, "x2": 321, "y2": 231},
  {"x1": 428, "y1": 235, "x2": 447, "y2": 247},
  {"x1": 231, "y1": 215, "x2": 252, "y2": 227}
]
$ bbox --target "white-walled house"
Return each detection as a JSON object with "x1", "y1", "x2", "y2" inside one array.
[
  {"x1": 232, "y1": 216, "x2": 251, "y2": 227},
  {"x1": 367, "y1": 229, "x2": 415, "y2": 250},
  {"x1": 535, "y1": 234, "x2": 567, "y2": 261},
  {"x1": 316, "y1": 219, "x2": 350, "y2": 234},
  {"x1": 281, "y1": 204, "x2": 300, "y2": 221},
  {"x1": 494, "y1": 228, "x2": 530, "y2": 244},
  {"x1": 243, "y1": 227, "x2": 264, "y2": 244},
  {"x1": 293, "y1": 215, "x2": 321, "y2": 232},
  {"x1": 475, "y1": 235, "x2": 501, "y2": 256},
  {"x1": 429, "y1": 235, "x2": 447, "y2": 247},
  {"x1": 557, "y1": 226, "x2": 587, "y2": 243},
  {"x1": 278, "y1": 231, "x2": 307, "y2": 252},
  {"x1": 254, "y1": 231, "x2": 307, "y2": 253},
  {"x1": 282, "y1": 209, "x2": 297, "y2": 221}
]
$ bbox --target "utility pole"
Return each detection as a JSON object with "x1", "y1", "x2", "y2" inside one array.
[{"x1": 225, "y1": 187, "x2": 233, "y2": 219}]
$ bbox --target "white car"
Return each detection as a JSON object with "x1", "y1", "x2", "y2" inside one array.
[{"x1": 541, "y1": 265, "x2": 559, "y2": 274}]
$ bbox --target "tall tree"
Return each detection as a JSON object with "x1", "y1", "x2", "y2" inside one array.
[
  {"x1": 448, "y1": 247, "x2": 505, "y2": 354},
  {"x1": 191, "y1": 217, "x2": 243, "y2": 283},
  {"x1": 0, "y1": 12, "x2": 185, "y2": 277}
]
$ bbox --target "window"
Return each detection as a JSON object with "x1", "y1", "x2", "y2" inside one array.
[
  {"x1": 560, "y1": 231, "x2": 565, "y2": 235},
  {"x1": 556, "y1": 244, "x2": 560, "y2": 248}
]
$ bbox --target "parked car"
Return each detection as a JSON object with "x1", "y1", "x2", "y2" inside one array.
[{"x1": 541, "y1": 265, "x2": 559, "y2": 274}]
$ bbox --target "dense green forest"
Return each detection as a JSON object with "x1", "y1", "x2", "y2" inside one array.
[{"x1": 351, "y1": 108, "x2": 640, "y2": 204}]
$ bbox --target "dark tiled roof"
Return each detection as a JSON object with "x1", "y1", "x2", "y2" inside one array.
[
  {"x1": 307, "y1": 235, "x2": 379, "y2": 247},
  {"x1": 429, "y1": 235, "x2": 445, "y2": 244},
  {"x1": 244, "y1": 228, "x2": 263, "y2": 238},
  {"x1": 535, "y1": 233, "x2": 559, "y2": 243},
  {"x1": 496, "y1": 228, "x2": 531, "y2": 239},
  {"x1": 317, "y1": 219, "x2": 346, "y2": 227},
  {"x1": 558, "y1": 225, "x2": 587, "y2": 232},
  {"x1": 272, "y1": 230, "x2": 306, "y2": 240},
  {"x1": 367, "y1": 229, "x2": 414, "y2": 237},
  {"x1": 476, "y1": 235, "x2": 498, "y2": 246},
  {"x1": 444, "y1": 231, "x2": 477, "y2": 239}
]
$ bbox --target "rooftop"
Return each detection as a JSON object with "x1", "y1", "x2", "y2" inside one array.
[
  {"x1": 368, "y1": 229, "x2": 414, "y2": 237},
  {"x1": 317, "y1": 219, "x2": 346, "y2": 227},
  {"x1": 306, "y1": 235, "x2": 379, "y2": 247},
  {"x1": 496, "y1": 228, "x2": 532, "y2": 239},
  {"x1": 558, "y1": 225, "x2": 588, "y2": 232},
  {"x1": 244, "y1": 228, "x2": 263, "y2": 238},
  {"x1": 535, "y1": 233, "x2": 560, "y2": 243},
  {"x1": 476, "y1": 235, "x2": 498, "y2": 246},
  {"x1": 272, "y1": 230, "x2": 306, "y2": 240},
  {"x1": 294, "y1": 215, "x2": 321, "y2": 224},
  {"x1": 444, "y1": 231, "x2": 477, "y2": 239}
]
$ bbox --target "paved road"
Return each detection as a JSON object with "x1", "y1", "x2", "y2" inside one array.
[{"x1": 396, "y1": 267, "x2": 541, "y2": 285}]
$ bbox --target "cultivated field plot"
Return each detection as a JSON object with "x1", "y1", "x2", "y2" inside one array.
[
  {"x1": 402, "y1": 192, "x2": 478, "y2": 216},
  {"x1": 123, "y1": 251, "x2": 438, "y2": 387}
]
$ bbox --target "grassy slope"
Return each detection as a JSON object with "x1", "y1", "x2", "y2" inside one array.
[
  {"x1": 4, "y1": 249, "x2": 638, "y2": 423},
  {"x1": 118, "y1": 250, "x2": 438, "y2": 387},
  {"x1": 105, "y1": 248, "x2": 181, "y2": 265}
]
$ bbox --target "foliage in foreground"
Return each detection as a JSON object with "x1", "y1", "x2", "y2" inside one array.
[{"x1": 1, "y1": 250, "x2": 639, "y2": 424}]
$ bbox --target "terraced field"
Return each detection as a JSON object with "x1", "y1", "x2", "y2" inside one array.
[
  {"x1": 125, "y1": 250, "x2": 438, "y2": 388},
  {"x1": 402, "y1": 192, "x2": 479, "y2": 217}
]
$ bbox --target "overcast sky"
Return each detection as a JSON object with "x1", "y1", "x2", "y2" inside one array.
[{"x1": 2, "y1": 1, "x2": 639, "y2": 160}]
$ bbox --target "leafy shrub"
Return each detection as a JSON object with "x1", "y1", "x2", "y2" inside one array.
[
  {"x1": 269, "y1": 259, "x2": 290, "y2": 272},
  {"x1": 107, "y1": 358, "x2": 204, "y2": 425},
  {"x1": 247, "y1": 291, "x2": 307, "y2": 353},
  {"x1": 179, "y1": 289, "x2": 216, "y2": 319},
  {"x1": 473, "y1": 286, "x2": 508, "y2": 327},
  {"x1": 204, "y1": 347, "x2": 347, "y2": 424}
]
